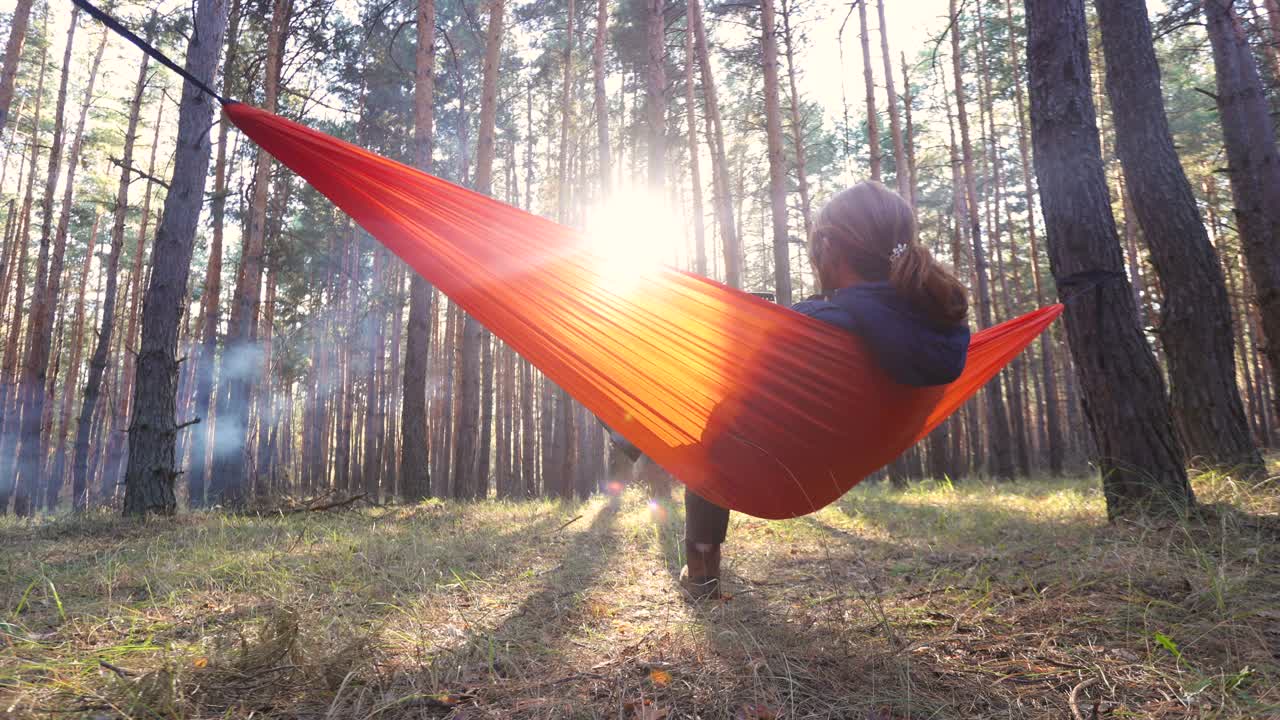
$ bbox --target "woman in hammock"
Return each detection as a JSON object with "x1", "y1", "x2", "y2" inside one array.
[{"x1": 641, "y1": 180, "x2": 973, "y2": 599}]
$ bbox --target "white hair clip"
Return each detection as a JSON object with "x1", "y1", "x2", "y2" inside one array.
[{"x1": 890, "y1": 243, "x2": 909, "y2": 263}]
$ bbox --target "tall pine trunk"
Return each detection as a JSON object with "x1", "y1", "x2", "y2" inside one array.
[
  {"x1": 689, "y1": 0, "x2": 740, "y2": 287},
  {"x1": 645, "y1": 0, "x2": 665, "y2": 189},
  {"x1": 951, "y1": 0, "x2": 1014, "y2": 479},
  {"x1": 121, "y1": 0, "x2": 229, "y2": 516},
  {"x1": 401, "y1": 0, "x2": 437, "y2": 501},
  {"x1": 1203, "y1": 0, "x2": 1280, "y2": 427},
  {"x1": 49, "y1": 215, "x2": 99, "y2": 507},
  {"x1": 858, "y1": 0, "x2": 880, "y2": 181},
  {"x1": 1096, "y1": 0, "x2": 1263, "y2": 475},
  {"x1": 13, "y1": 10, "x2": 79, "y2": 515},
  {"x1": 41, "y1": 29, "x2": 107, "y2": 510},
  {"x1": 453, "y1": 0, "x2": 504, "y2": 499},
  {"x1": 877, "y1": 0, "x2": 908, "y2": 199},
  {"x1": 1025, "y1": 0, "x2": 1192, "y2": 519},
  {"x1": 594, "y1": 0, "x2": 611, "y2": 196},
  {"x1": 70, "y1": 43, "x2": 147, "y2": 512},
  {"x1": 1005, "y1": 0, "x2": 1062, "y2": 475},
  {"x1": 683, "y1": 3, "x2": 706, "y2": 275},
  {"x1": 189, "y1": 0, "x2": 242, "y2": 508},
  {"x1": 0, "y1": 0, "x2": 33, "y2": 133},
  {"x1": 760, "y1": 0, "x2": 791, "y2": 305},
  {"x1": 213, "y1": 0, "x2": 289, "y2": 506}
]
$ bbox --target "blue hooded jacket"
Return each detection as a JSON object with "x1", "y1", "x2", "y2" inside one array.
[{"x1": 790, "y1": 282, "x2": 970, "y2": 387}]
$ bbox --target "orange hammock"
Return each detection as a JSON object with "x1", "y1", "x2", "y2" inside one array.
[{"x1": 224, "y1": 103, "x2": 1062, "y2": 520}]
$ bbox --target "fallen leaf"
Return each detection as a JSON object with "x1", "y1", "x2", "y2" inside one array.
[
  {"x1": 648, "y1": 668, "x2": 672, "y2": 686},
  {"x1": 192, "y1": 657, "x2": 209, "y2": 669}
]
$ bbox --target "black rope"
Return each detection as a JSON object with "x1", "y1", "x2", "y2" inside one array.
[
  {"x1": 1056, "y1": 269, "x2": 1128, "y2": 305},
  {"x1": 73, "y1": 0, "x2": 232, "y2": 106}
]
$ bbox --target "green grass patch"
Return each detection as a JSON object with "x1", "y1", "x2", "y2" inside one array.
[{"x1": 0, "y1": 473, "x2": 1276, "y2": 718}]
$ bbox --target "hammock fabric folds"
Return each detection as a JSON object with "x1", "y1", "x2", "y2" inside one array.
[{"x1": 224, "y1": 103, "x2": 1062, "y2": 520}]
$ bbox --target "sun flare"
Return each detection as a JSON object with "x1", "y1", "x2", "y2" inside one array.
[{"x1": 583, "y1": 188, "x2": 685, "y2": 289}]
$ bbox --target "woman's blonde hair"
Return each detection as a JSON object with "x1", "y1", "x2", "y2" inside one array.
[{"x1": 810, "y1": 181, "x2": 968, "y2": 326}]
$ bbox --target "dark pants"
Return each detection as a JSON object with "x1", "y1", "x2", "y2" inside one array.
[
  {"x1": 609, "y1": 427, "x2": 730, "y2": 544},
  {"x1": 686, "y1": 490, "x2": 730, "y2": 545}
]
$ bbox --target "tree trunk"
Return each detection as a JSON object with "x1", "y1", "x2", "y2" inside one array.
[
  {"x1": 689, "y1": 0, "x2": 741, "y2": 287},
  {"x1": 877, "y1": 0, "x2": 908, "y2": 198},
  {"x1": 1096, "y1": 0, "x2": 1263, "y2": 475},
  {"x1": 0, "y1": 0, "x2": 33, "y2": 133},
  {"x1": 0, "y1": 15, "x2": 45, "y2": 513},
  {"x1": 188, "y1": 0, "x2": 241, "y2": 509},
  {"x1": 400, "y1": 0, "x2": 438, "y2": 502},
  {"x1": 900, "y1": 53, "x2": 917, "y2": 206},
  {"x1": 121, "y1": 0, "x2": 229, "y2": 516},
  {"x1": 212, "y1": 0, "x2": 289, "y2": 507},
  {"x1": 106, "y1": 104, "x2": 164, "y2": 493},
  {"x1": 451, "y1": 0, "x2": 504, "y2": 500},
  {"x1": 13, "y1": 10, "x2": 79, "y2": 515},
  {"x1": 645, "y1": 0, "x2": 665, "y2": 189},
  {"x1": 41, "y1": 29, "x2": 107, "y2": 510},
  {"x1": 859, "y1": 0, "x2": 880, "y2": 181},
  {"x1": 760, "y1": 0, "x2": 792, "y2": 305},
  {"x1": 13, "y1": 11, "x2": 82, "y2": 512},
  {"x1": 70, "y1": 43, "x2": 147, "y2": 512},
  {"x1": 594, "y1": 0, "x2": 611, "y2": 196},
  {"x1": 1004, "y1": 0, "x2": 1063, "y2": 475},
  {"x1": 49, "y1": 215, "x2": 100, "y2": 508},
  {"x1": 1025, "y1": 0, "x2": 1192, "y2": 519},
  {"x1": 951, "y1": 0, "x2": 1014, "y2": 480},
  {"x1": 683, "y1": 3, "x2": 706, "y2": 276},
  {"x1": 1203, "y1": 0, "x2": 1280, "y2": 427}
]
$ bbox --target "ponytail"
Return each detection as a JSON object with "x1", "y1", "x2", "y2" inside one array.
[{"x1": 889, "y1": 243, "x2": 969, "y2": 327}]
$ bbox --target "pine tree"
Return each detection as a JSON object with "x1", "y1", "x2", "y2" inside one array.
[
  {"x1": 122, "y1": 0, "x2": 230, "y2": 516},
  {"x1": 1096, "y1": 0, "x2": 1263, "y2": 475},
  {"x1": 1025, "y1": 0, "x2": 1193, "y2": 519}
]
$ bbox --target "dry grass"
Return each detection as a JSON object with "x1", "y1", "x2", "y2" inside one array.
[{"x1": 0, "y1": 471, "x2": 1277, "y2": 719}]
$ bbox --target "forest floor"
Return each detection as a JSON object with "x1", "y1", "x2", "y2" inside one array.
[{"x1": 1, "y1": 473, "x2": 1278, "y2": 719}]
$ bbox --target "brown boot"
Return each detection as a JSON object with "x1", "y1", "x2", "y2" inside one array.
[{"x1": 679, "y1": 541, "x2": 721, "y2": 600}]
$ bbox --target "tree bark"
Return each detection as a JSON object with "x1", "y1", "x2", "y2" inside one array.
[
  {"x1": 121, "y1": 0, "x2": 229, "y2": 516},
  {"x1": 42, "y1": 29, "x2": 107, "y2": 510},
  {"x1": 13, "y1": 9, "x2": 79, "y2": 515},
  {"x1": 401, "y1": 0, "x2": 438, "y2": 502},
  {"x1": 1, "y1": 26, "x2": 46, "y2": 513},
  {"x1": 951, "y1": 0, "x2": 1014, "y2": 480},
  {"x1": 1096, "y1": 0, "x2": 1263, "y2": 475},
  {"x1": 689, "y1": 0, "x2": 740, "y2": 287},
  {"x1": 760, "y1": 0, "x2": 792, "y2": 305},
  {"x1": 188, "y1": 0, "x2": 242, "y2": 509},
  {"x1": 859, "y1": 0, "x2": 880, "y2": 181},
  {"x1": 213, "y1": 0, "x2": 290, "y2": 507},
  {"x1": 899, "y1": 52, "x2": 917, "y2": 206},
  {"x1": 49, "y1": 215, "x2": 100, "y2": 508},
  {"x1": 683, "y1": 2, "x2": 706, "y2": 276},
  {"x1": 645, "y1": 0, "x2": 665, "y2": 189},
  {"x1": 0, "y1": 0, "x2": 33, "y2": 133},
  {"x1": 1005, "y1": 0, "x2": 1063, "y2": 475},
  {"x1": 1025, "y1": 0, "x2": 1193, "y2": 519},
  {"x1": 594, "y1": 0, "x2": 611, "y2": 196},
  {"x1": 1203, "y1": 0, "x2": 1280, "y2": 427},
  {"x1": 70, "y1": 41, "x2": 148, "y2": 512},
  {"x1": 451, "y1": 0, "x2": 504, "y2": 499},
  {"x1": 877, "y1": 0, "x2": 908, "y2": 198}
]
